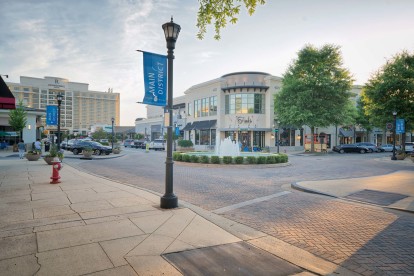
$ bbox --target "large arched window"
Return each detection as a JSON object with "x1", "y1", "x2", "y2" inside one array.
[{"x1": 225, "y1": 94, "x2": 264, "y2": 114}]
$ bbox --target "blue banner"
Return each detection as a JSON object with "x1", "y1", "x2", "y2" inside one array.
[
  {"x1": 142, "y1": 52, "x2": 167, "y2": 106},
  {"x1": 396, "y1": 118, "x2": 405, "y2": 134},
  {"x1": 175, "y1": 126, "x2": 180, "y2": 136},
  {"x1": 46, "y1": 105, "x2": 58, "y2": 125}
]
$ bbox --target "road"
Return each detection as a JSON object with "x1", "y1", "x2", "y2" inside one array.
[{"x1": 65, "y1": 149, "x2": 414, "y2": 275}]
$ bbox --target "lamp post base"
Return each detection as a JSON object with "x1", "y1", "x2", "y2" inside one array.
[
  {"x1": 160, "y1": 194, "x2": 178, "y2": 209},
  {"x1": 391, "y1": 156, "x2": 397, "y2": 160}
]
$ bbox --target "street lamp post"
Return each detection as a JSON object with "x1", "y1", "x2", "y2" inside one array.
[
  {"x1": 56, "y1": 94, "x2": 63, "y2": 150},
  {"x1": 111, "y1": 117, "x2": 115, "y2": 150},
  {"x1": 276, "y1": 121, "x2": 280, "y2": 154},
  {"x1": 391, "y1": 111, "x2": 397, "y2": 160},
  {"x1": 161, "y1": 17, "x2": 180, "y2": 209}
]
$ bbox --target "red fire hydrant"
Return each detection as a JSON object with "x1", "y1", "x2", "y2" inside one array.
[{"x1": 50, "y1": 158, "x2": 62, "y2": 184}]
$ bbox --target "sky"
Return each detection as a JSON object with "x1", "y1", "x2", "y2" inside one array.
[{"x1": 1, "y1": 0, "x2": 413, "y2": 126}]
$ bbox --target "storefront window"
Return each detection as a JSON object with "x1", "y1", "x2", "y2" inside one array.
[
  {"x1": 225, "y1": 94, "x2": 264, "y2": 114},
  {"x1": 211, "y1": 129, "x2": 216, "y2": 145},
  {"x1": 200, "y1": 130, "x2": 210, "y2": 145},
  {"x1": 253, "y1": 131, "x2": 265, "y2": 148},
  {"x1": 224, "y1": 131, "x2": 236, "y2": 142},
  {"x1": 195, "y1": 130, "x2": 200, "y2": 145},
  {"x1": 209, "y1": 96, "x2": 217, "y2": 116}
]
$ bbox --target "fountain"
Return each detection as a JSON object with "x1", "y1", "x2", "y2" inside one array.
[{"x1": 215, "y1": 137, "x2": 240, "y2": 157}]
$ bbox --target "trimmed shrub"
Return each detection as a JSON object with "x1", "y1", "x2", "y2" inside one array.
[
  {"x1": 182, "y1": 154, "x2": 191, "y2": 162},
  {"x1": 210, "y1": 156, "x2": 220, "y2": 164},
  {"x1": 222, "y1": 156, "x2": 233, "y2": 164},
  {"x1": 173, "y1": 152, "x2": 182, "y2": 161},
  {"x1": 190, "y1": 155, "x2": 199, "y2": 163},
  {"x1": 274, "y1": 154, "x2": 282, "y2": 163},
  {"x1": 200, "y1": 155, "x2": 209, "y2": 163},
  {"x1": 266, "y1": 155, "x2": 276, "y2": 164},
  {"x1": 280, "y1": 153, "x2": 288, "y2": 163},
  {"x1": 178, "y1": 139, "x2": 193, "y2": 147},
  {"x1": 246, "y1": 156, "x2": 257, "y2": 164},
  {"x1": 234, "y1": 156, "x2": 244, "y2": 164},
  {"x1": 257, "y1": 156, "x2": 266, "y2": 164}
]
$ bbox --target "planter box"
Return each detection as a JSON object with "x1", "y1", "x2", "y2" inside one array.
[
  {"x1": 396, "y1": 154, "x2": 406, "y2": 160},
  {"x1": 176, "y1": 146, "x2": 195, "y2": 152},
  {"x1": 43, "y1": 156, "x2": 63, "y2": 165},
  {"x1": 26, "y1": 154, "x2": 41, "y2": 161}
]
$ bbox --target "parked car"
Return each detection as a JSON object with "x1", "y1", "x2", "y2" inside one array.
[
  {"x1": 133, "y1": 140, "x2": 146, "y2": 149},
  {"x1": 123, "y1": 139, "x2": 135, "y2": 148},
  {"x1": 378, "y1": 144, "x2": 400, "y2": 152},
  {"x1": 332, "y1": 144, "x2": 370, "y2": 154},
  {"x1": 66, "y1": 139, "x2": 77, "y2": 151},
  {"x1": 149, "y1": 139, "x2": 166, "y2": 150},
  {"x1": 354, "y1": 142, "x2": 379, "y2": 153},
  {"x1": 404, "y1": 142, "x2": 414, "y2": 153},
  {"x1": 71, "y1": 141, "x2": 112, "y2": 155},
  {"x1": 100, "y1": 139, "x2": 109, "y2": 143}
]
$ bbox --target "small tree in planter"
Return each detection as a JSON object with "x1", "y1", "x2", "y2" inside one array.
[{"x1": 177, "y1": 139, "x2": 194, "y2": 151}]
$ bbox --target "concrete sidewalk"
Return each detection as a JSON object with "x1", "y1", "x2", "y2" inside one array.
[
  {"x1": 0, "y1": 157, "x2": 359, "y2": 275},
  {"x1": 293, "y1": 158, "x2": 414, "y2": 213}
]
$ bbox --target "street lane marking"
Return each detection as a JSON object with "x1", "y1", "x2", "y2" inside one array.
[{"x1": 213, "y1": 191, "x2": 291, "y2": 214}]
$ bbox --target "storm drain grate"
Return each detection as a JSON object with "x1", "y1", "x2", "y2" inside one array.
[
  {"x1": 345, "y1": 189, "x2": 408, "y2": 206},
  {"x1": 163, "y1": 241, "x2": 302, "y2": 276}
]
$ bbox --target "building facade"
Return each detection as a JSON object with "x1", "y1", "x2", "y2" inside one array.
[
  {"x1": 135, "y1": 71, "x2": 412, "y2": 152},
  {"x1": 6, "y1": 76, "x2": 120, "y2": 137}
]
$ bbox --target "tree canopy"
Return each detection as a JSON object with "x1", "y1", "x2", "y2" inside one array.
[
  {"x1": 197, "y1": 0, "x2": 266, "y2": 40},
  {"x1": 361, "y1": 51, "x2": 414, "y2": 132},
  {"x1": 8, "y1": 100, "x2": 27, "y2": 139},
  {"x1": 274, "y1": 44, "x2": 354, "y2": 151}
]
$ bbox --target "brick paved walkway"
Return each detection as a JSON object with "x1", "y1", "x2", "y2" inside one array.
[{"x1": 222, "y1": 192, "x2": 414, "y2": 275}]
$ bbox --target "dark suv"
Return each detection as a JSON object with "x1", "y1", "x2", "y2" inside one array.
[{"x1": 71, "y1": 141, "x2": 112, "y2": 155}]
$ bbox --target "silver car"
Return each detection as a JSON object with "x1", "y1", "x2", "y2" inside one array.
[{"x1": 378, "y1": 144, "x2": 400, "y2": 152}]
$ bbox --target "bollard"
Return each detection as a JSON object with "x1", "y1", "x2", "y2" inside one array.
[
  {"x1": 50, "y1": 157, "x2": 62, "y2": 184},
  {"x1": 146, "y1": 143, "x2": 150, "y2": 153}
]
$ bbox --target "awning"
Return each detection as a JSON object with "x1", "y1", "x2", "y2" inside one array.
[
  {"x1": 0, "y1": 76, "x2": 15, "y2": 110},
  {"x1": 182, "y1": 120, "x2": 217, "y2": 131},
  {"x1": 0, "y1": 131, "x2": 11, "y2": 136},
  {"x1": 339, "y1": 128, "x2": 354, "y2": 137},
  {"x1": 182, "y1": 123, "x2": 193, "y2": 131},
  {"x1": 192, "y1": 120, "x2": 217, "y2": 130}
]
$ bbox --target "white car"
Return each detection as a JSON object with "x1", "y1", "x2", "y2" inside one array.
[
  {"x1": 149, "y1": 139, "x2": 165, "y2": 150},
  {"x1": 404, "y1": 142, "x2": 414, "y2": 153}
]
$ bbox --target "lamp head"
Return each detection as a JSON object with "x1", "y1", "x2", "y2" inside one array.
[
  {"x1": 392, "y1": 111, "x2": 397, "y2": 116},
  {"x1": 111, "y1": 117, "x2": 115, "y2": 123},
  {"x1": 162, "y1": 17, "x2": 181, "y2": 45},
  {"x1": 57, "y1": 93, "x2": 63, "y2": 103}
]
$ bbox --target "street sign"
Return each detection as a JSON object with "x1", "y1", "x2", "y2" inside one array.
[
  {"x1": 274, "y1": 129, "x2": 279, "y2": 133},
  {"x1": 396, "y1": 119, "x2": 405, "y2": 134},
  {"x1": 386, "y1": 122, "x2": 393, "y2": 130}
]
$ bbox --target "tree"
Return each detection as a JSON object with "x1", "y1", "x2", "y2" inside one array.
[
  {"x1": 8, "y1": 99, "x2": 27, "y2": 141},
  {"x1": 361, "y1": 50, "x2": 414, "y2": 148},
  {"x1": 197, "y1": 0, "x2": 266, "y2": 40},
  {"x1": 355, "y1": 97, "x2": 373, "y2": 141},
  {"x1": 274, "y1": 44, "x2": 354, "y2": 152},
  {"x1": 91, "y1": 129, "x2": 108, "y2": 141}
]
